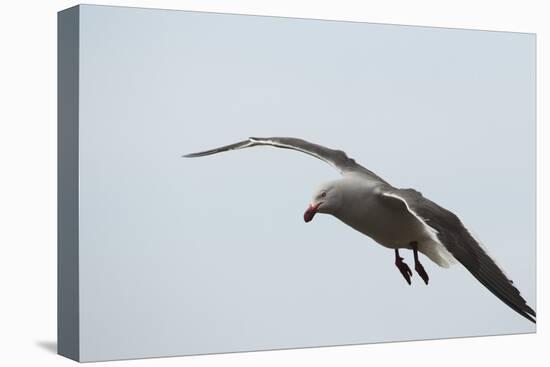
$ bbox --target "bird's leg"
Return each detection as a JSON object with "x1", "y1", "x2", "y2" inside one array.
[
  {"x1": 394, "y1": 249, "x2": 412, "y2": 285},
  {"x1": 411, "y1": 241, "x2": 429, "y2": 285}
]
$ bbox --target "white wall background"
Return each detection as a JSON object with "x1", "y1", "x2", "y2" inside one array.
[{"x1": 0, "y1": 1, "x2": 547, "y2": 366}]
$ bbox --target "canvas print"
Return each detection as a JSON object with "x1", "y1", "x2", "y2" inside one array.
[{"x1": 58, "y1": 4, "x2": 536, "y2": 362}]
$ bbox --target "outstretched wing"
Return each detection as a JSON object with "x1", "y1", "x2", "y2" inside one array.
[
  {"x1": 381, "y1": 188, "x2": 536, "y2": 323},
  {"x1": 184, "y1": 136, "x2": 386, "y2": 181}
]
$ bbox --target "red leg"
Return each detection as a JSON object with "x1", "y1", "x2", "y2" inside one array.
[
  {"x1": 394, "y1": 249, "x2": 412, "y2": 285},
  {"x1": 411, "y1": 241, "x2": 429, "y2": 285}
]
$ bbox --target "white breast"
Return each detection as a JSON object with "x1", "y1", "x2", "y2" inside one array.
[{"x1": 332, "y1": 182, "x2": 456, "y2": 267}]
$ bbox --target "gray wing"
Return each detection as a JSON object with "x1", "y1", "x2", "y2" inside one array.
[
  {"x1": 382, "y1": 188, "x2": 536, "y2": 323},
  {"x1": 184, "y1": 136, "x2": 385, "y2": 180}
]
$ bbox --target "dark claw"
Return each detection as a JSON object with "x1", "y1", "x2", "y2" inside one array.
[
  {"x1": 415, "y1": 262, "x2": 429, "y2": 285},
  {"x1": 410, "y1": 241, "x2": 429, "y2": 285},
  {"x1": 395, "y1": 257, "x2": 413, "y2": 285}
]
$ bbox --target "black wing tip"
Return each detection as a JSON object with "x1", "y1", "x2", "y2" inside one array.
[
  {"x1": 182, "y1": 138, "x2": 254, "y2": 159},
  {"x1": 513, "y1": 303, "x2": 536, "y2": 323},
  {"x1": 521, "y1": 310, "x2": 536, "y2": 324},
  {"x1": 473, "y1": 272, "x2": 537, "y2": 324},
  {"x1": 182, "y1": 152, "x2": 203, "y2": 158},
  {"x1": 473, "y1": 274, "x2": 536, "y2": 324},
  {"x1": 524, "y1": 306, "x2": 536, "y2": 323},
  {"x1": 182, "y1": 152, "x2": 202, "y2": 158},
  {"x1": 182, "y1": 149, "x2": 227, "y2": 158}
]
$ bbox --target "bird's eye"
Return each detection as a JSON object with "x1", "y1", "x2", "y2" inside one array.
[{"x1": 321, "y1": 192, "x2": 327, "y2": 198}]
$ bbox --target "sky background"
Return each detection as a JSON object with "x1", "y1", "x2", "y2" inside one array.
[{"x1": 77, "y1": 4, "x2": 535, "y2": 361}]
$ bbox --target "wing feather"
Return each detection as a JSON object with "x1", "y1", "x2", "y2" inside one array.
[
  {"x1": 383, "y1": 188, "x2": 535, "y2": 323},
  {"x1": 184, "y1": 136, "x2": 387, "y2": 182}
]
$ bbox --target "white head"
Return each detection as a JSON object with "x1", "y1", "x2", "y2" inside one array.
[{"x1": 303, "y1": 180, "x2": 345, "y2": 222}]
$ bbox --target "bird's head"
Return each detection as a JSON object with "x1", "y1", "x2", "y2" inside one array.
[{"x1": 304, "y1": 181, "x2": 343, "y2": 223}]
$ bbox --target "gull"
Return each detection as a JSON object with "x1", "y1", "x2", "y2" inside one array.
[{"x1": 184, "y1": 137, "x2": 536, "y2": 323}]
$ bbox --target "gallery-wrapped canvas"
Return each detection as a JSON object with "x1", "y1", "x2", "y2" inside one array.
[{"x1": 58, "y1": 4, "x2": 536, "y2": 362}]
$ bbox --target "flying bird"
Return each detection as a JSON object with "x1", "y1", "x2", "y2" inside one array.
[{"x1": 184, "y1": 137, "x2": 536, "y2": 323}]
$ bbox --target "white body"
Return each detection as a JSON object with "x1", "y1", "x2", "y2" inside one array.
[{"x1": 324, "y1": 176, "x2": 456, "y2": 267}]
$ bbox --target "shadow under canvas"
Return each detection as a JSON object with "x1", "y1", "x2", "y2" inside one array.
[{"x1": 36, "y1": 340, "x2": 57, "y2": 354}]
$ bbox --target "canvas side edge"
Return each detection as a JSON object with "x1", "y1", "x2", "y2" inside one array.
[{"x1": 57, "y1": 5, "x2": 80, "y2": 362}]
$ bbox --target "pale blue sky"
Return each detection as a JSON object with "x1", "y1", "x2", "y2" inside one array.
[{"x1": 77, "y1": 4, "x2": 535, "y2": 361}]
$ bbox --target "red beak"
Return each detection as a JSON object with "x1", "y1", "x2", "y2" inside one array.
[{"x1": 304, "y1": 202, "x2": 321, "y2": 223}]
